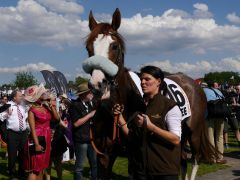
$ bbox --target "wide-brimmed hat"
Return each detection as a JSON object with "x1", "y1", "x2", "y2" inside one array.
[
  {"x1": 76, "y1": 82, "x2": 90, "y2": 96},
  {"x1": 24, "y1": 85, "x2": 47, "y2": 103}
]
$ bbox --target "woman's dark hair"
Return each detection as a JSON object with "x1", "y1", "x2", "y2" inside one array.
[{"x1": 140, "y1": 66, "x2": 168, "y2": 95}]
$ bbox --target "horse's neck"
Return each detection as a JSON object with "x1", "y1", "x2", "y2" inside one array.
[{"x1": 116, "y1": 67, "x2": 143, "y2": 104}]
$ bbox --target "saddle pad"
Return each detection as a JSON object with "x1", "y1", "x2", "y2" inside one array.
[{"x1": 164, "y1": 78, "x2": 191, "y2": 120}]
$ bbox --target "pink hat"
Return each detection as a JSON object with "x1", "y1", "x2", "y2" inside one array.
[{"x1": 24, "y1": 85, "x2": 47, "y2": 103}]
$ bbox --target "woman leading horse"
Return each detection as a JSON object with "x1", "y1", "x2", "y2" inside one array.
[
  {"x1": 114, "y1": 65, "x2": 181, "y2": 180},
  {"x1": 82, "y1": 8, "x2": 218, "y2": 180}
]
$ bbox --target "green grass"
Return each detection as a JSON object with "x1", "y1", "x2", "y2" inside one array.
[{"x1": 0, "y1": 130, "x2": 239, "y2": 179}]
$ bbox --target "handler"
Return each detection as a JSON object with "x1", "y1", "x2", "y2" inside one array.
[{"x1": 113, "y1": 65, "x2": 182, "y2": 180}]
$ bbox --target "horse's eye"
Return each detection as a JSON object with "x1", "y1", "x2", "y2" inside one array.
[{"x1": 110, "y1": 43, "x2": 118, "y2": 50}]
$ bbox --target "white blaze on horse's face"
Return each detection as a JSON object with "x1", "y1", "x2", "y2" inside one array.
[
  {"x1": 89, "y1": 34, "x2": 114, "y2": 99},
  {"x1": 93, "y1": 34, "x2": 114, "y2": 59}
]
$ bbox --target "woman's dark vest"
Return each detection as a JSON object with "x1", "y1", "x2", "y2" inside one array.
[{"x1": 128, "y1": 93, "x2": 181, "y2": 176}]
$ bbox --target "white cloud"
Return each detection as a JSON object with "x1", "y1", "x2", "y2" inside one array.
[
  {"x1": 226, "y1": 12, "x2": 240, "y2": 24},
  {"x1": 143, "y1": 56, "x2": 240, "y2": 78},
  {"x1": 193, "y1": 3, "x2": 208, "y2": 12},
  {"x1": 0, "y1": 62, "x2": 56, "y2": 73},
  {"x1": 0, "y1": 0, "x2": 88, "y2": 48},
  {"x1": 120, "y1": 12, "x2": 240, "y2": 55},
  {"x1": 192, "y1": 3, "x2": 213, "y2": 19},
  {"x1": 36, "y1": 0, "x2": 84, "y2": 14},
  {"x1": 0, "y1": 1, "x2": 239, "y2": 56}
]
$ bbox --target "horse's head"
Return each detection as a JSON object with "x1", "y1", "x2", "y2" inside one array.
[{"x1": 82, "y1": 8, "x2": 125, "y2": 100}]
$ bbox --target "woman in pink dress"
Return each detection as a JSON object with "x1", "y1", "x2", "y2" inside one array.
[{"x1": 23, "y1": 85, "x2": 59, "y2": 180}]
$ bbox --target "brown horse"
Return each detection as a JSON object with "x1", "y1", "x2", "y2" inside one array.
[{"x1": 82, "y1": 8, "x2": 218, "y2": 180}]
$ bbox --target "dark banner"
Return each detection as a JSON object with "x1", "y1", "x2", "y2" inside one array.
[
  {"x1": 40, "y1": 70, "x2": 62, "y2": 95},
  {"x1": 53, "y1": 71, "x2": 68, "y2": 94}
]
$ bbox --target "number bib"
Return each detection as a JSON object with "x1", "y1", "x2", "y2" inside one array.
[{"x1": 164, "y1": 78, "x2": 191, "y2": 120}]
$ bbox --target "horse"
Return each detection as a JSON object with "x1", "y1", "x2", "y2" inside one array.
[{"x1": 82, "y1": 8, "x2": 218, "y2": 180}]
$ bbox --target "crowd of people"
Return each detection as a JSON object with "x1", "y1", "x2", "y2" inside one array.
[
  {"x1": 0, "y1": 83, "x2": 97, "y2": 180},
  {"x1": 0, "y1": 66, "x2": 239, "y2": 180},
  {"x1": 202, "y1": 81, "x2": 240, "y2": 164}
]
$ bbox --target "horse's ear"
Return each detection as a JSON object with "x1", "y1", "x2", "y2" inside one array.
[
  {"x1": 111, "y1": 8, "x2": 121, "y2": 31},
  {"x1": 89, "y1": 10, "x2": 98, "y2": 31}
]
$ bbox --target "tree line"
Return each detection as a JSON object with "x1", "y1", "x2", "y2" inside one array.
[{"x1": 0, "y1": 71, "x2": 239, "y2": 91}]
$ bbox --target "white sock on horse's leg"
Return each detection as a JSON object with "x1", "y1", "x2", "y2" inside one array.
[{"x1": 190, "y1": 158, "x2": 199, "y2": 180}]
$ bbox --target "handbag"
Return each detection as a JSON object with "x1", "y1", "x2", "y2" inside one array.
[
  {"x1": 29, "y1": 136, "x2": 46, "y2": 155},
  {"x1": 207, "y1": 88, "x2": 232, "y2": 118}
]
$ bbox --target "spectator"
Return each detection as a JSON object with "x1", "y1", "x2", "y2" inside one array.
[
  {"x1": 1, "y1": 95, "x2": 8, "y2": 105},
  {"x1": 69, "y1": 82, "x2": 97, "y2": 180},
  {"x1": 23, "y1": 85, "x2": 60, "y2": 180},
  {"x1": 231, "y1": 85, "x2": 240, "y2": 145},
  {"x1": 45, "y1": 94, "x2": 69, "y2": 180},
  {"x1": 0, "y1": 96, "x2": 10, "y2": 143},
  {"x1": 6, "y1": 90, "x2": 28, "y2": 180},
  {"x1": 203, "y1": 82, "x2": 227, "y2": 164},
  {"x1": 61, "y1": 98, "x2": 74, "y2": 160},
  {"x1": 0, "y1": 103, "x2": 11, "y2": 151},
  {"x1": 114, "y1": 66, "x2": 182, "y2": 180}
]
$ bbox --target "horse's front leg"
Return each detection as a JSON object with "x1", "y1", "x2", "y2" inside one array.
[
  {"x1": 97, "y1": 153, "x2": 118, "y2": 180},
  {"x1": 181, "y1": 158, "x2": 189, "y2": 180},
  {"x1": 97, "y1": 136, "x2": 118, "y2": 180},
  {"x1": 190, "y1": 158, "x2": 199, "y2": 180}
]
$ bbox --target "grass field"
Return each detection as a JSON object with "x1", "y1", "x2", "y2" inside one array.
[{"x1": 0, "y1": 131, "x2": 239, "y2": 180}]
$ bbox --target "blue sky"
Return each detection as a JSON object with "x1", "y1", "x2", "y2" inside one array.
[{"x1": 0, "y1": 0, "x2": 240, "y2": 84}]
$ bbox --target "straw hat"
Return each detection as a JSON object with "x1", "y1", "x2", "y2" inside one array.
[
  {"x1": 76, "y1": 82, "x2": 90, "y2": 96},
  {"x1": 24, "y1": 85, "x2": 47, "y2": 103}
]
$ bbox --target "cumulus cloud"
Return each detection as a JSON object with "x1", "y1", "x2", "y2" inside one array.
[
  {"x1": 0, "y1": 0, "x2": 88, "y2": 48},
  {"x1": 120, "y1": 11, "x2": 240, "y2": 55},
  {"x1": 226, "y1": 12, "x2": 240, "y2": 24},
  {"x1": 0, "y1": 62, "x2": 56, "y2": 73},
  {"x1": 143, "y1": 56, "x2": 240, "y2": 78},
  {"x1": 0, "y1": 1, "x2": 239, "y2": 56},
  {"x1": 36, "y1": 0, "x2": 84, "y2": 14},
  {"x1": 193, "y1": 3, "x2": 213, "y2": 19},
  {"x1": 193, "y1": 3, "x2": 208, "y2": 12}
]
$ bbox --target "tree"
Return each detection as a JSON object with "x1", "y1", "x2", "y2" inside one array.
[
  {"x1": 14, "y1": 72, "x2": 38, "y2": 89},
  {"x1": 67, "y1": 76, "x2": 88, "y2": 90},
  {"x1": 204, "y1": 71, "x2": 240, "y2": 85}
]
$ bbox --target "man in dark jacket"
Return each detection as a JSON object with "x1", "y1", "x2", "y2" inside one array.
[{"x1": 69, "y1": 82, "x2": 97, "y2": 180}]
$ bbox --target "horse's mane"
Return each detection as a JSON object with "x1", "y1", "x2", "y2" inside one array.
[{"x1": 85, "y1": 23, "x2": 125, "y2": 53}]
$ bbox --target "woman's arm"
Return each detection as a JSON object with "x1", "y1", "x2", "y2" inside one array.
[
  {"x1": 113, "y1": 104, "x2": 129, "y2": 136},
  {"x1": 135, "y1": 106, "x2": 181, "y2": 146},
  {"x1": 148, "y1": 123, "x2": 181, "y2": 146},
  {"x1": 117, "y1": 114, "x2": 129, "y2": 136},
  {"x1": 50, "y1": 105, "x2": 60, "y2": 121},
  {"x1": 28, "y1": 110, "x2": 43, "y2": 152}
]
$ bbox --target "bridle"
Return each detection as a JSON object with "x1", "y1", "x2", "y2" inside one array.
[{"x1": 89, "y1": 32, "x2": 125, "y2": 156}]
